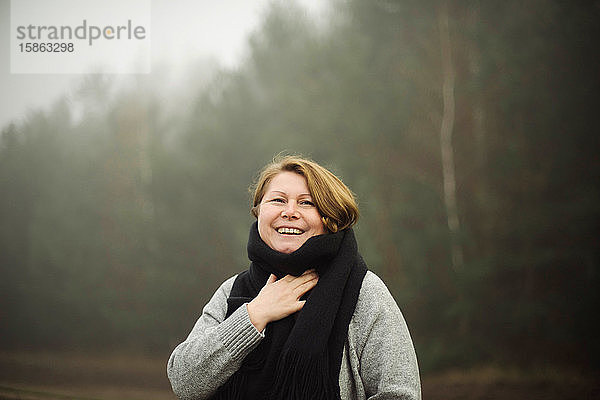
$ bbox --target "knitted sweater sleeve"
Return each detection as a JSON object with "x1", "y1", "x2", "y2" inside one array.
[
  {"x1": 167, "y1": 275, "x2": 265, "y2": 400},
  {"x1": 355, "y1": 271, "x2": 422, "y2": 400}
]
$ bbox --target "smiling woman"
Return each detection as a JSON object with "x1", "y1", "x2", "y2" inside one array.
[{"x1": 167, "y1": 155, "x2": 421, "y2": 400}]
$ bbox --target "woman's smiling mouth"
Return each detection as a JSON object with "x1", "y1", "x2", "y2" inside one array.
[{"x1": 276, "y1": 227, "x2": 305, "y2": 235}]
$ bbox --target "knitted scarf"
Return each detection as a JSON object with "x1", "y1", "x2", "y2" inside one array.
[{"x1": 212, "y1": 221, "x2": 367, "y2": 400}]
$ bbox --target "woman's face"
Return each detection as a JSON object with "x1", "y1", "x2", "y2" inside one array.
[{"x1": 257, "y1": 171, "x2": 326, "y2": 254}]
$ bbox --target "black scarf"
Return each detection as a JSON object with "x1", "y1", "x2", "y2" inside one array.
[{"x1": 212, "y1": 222, "x2": 367, "y2": 400}]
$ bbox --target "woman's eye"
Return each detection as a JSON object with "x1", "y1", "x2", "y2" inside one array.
[
  {"x1": 271, "y1": 198, "x2": 285, "y2": 203},
  {"x1": 300, "y1": 200, "x2": 315, "y2": 206}
]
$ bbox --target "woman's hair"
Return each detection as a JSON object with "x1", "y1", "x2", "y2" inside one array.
[{"x1": 250, "y1": 155, "x2": 359, "y2": 232}]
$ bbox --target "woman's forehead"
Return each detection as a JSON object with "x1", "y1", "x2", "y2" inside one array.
[{"x1": 265, "y1": 172, "x2": 311, "y2": 194}]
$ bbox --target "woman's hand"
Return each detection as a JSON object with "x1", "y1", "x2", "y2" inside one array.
[{"x1": 247, "y1": 269, "x2": 319, "y2": 332}]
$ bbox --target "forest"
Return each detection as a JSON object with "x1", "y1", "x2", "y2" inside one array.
[{"x1": 1, "y1": 0, "x2": 599, "y2": 398}]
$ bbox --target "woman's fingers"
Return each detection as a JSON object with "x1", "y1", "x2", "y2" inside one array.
[
  {"x1": 278, "y1": 270, "x2": 318, "y2": 288},
  {"x1": 293, "y1": 300, "x2": 307, "y2": 313},
  {"x1": 249, "y1": 269, "x2": 319, "y2": 329},
  {"x1": 292, "y1": 271, "x2": 318, "y2": 289},
  {"x1": 276, "y1": 271, "x2": 319, "y2": 297},
  {"x1": 293, "y1": 274, "x2": 319, "y2": 296},
  {"x1": 280, "y1": 269, "x2": 315, "y2": 282}
]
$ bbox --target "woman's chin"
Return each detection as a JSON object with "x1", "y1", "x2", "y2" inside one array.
[
  {"x1": 272, "y1": 237, "x2": 306, "y2": 253},
  {"x1": 274, "y1": 244, "x2": 300, "y2": 254}
]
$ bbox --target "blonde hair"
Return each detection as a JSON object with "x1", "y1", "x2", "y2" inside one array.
[{"x1": 250, "y1": 155, "x2": 359, "y2": 232}]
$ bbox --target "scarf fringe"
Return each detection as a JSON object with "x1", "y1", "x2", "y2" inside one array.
[{"x1": 266, "y1": 348, "x2": 339, "y2": 400}]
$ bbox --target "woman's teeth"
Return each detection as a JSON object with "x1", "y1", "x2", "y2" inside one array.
[{"x1": 277, "y1": 227, "x2": 303, "y2": 235}]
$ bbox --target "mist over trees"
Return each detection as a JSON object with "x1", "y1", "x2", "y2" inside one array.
[{"x1": 1, "y1": 0, "x2": 598, "y2": 372}]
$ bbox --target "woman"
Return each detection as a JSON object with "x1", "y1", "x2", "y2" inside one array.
[{"x1": 167, "y1": 156, "x2": 421, "y2": 400}]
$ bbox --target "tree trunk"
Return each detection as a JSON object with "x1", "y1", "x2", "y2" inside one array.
[{"x1": 438, "y1": 1, "x2": 464, "y2": 271}]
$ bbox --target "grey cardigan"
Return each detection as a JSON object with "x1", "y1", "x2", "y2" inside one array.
[{"x1": 167, "y1": 271, "x2": 421, "y2": 400}]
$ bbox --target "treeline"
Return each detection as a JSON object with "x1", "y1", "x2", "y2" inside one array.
[{"x1": 1, "y1": 0, "x2": 598, "y2": 372}]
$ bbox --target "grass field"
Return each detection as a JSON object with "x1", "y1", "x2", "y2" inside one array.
[{"x1": 0, "y1": 351, "x2": 598, "y2": 399}]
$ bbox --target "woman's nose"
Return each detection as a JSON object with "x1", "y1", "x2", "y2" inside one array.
[{"x1": 281, "y1": 201, "x2": 300, "y2": 219}]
